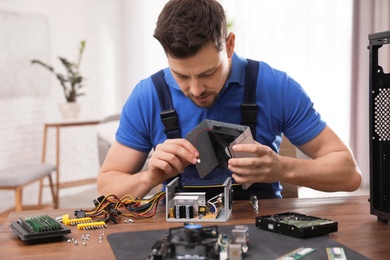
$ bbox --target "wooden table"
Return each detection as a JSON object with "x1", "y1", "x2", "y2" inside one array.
[
  {"x1": 0, "y1": 196, "x2": 389, "y2": 259},
  {"x1": 40, "y1": 120, "x2": 100, "y2": 209}
]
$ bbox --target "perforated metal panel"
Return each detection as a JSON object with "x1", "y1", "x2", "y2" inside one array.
[{"x1": 374, "y1": 88, "x2": 390, "y2": 141}]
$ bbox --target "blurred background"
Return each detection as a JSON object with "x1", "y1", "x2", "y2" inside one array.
[{"x1": 0, "y1": 0, "x2": 389, "y2": 212}]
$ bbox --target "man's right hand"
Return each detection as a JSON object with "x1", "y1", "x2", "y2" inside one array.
[{"x1": 147, "y1": 138, "x2": 199, "y2": 185}]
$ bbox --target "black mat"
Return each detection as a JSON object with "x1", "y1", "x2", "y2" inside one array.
[{"x1": 107, "y1": 224, "x2": 369, "y2": 260}]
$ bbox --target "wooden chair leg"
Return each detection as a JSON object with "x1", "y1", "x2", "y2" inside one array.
[
  {"x1": 15, "y1": 187, "x2": 23, "y2": 211},
  {"x1": 47, "y1": 175, "x2": 57, "y2": 209},
  {"x1": 38, "y1": 179, "x2": 44, "y2": 206}
]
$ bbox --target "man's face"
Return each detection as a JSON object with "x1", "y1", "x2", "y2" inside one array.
[{"x1": 167, "y1": 35, "x2": 235, "y2": 108}]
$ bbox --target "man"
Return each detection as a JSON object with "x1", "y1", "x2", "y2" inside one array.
[{"x1": 97, "y1": 0, "x2": 361, "y2": 200}]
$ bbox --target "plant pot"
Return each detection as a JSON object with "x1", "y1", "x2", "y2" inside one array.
[{"x1": 59, "y1": 102, "x2": 81, "y2": 120}]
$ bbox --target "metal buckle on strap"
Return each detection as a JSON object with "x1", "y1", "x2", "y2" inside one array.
[
  {"x1": 160, "y1": 109, "x2": 179, "y2": 132},
  {"x1": 241, "y1": 103, "x2": 258, "y2": 124}
]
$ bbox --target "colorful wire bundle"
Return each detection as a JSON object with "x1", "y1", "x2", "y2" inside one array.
[{"x1": 83, "y1": 191, "x2": 166, "y2": 220}]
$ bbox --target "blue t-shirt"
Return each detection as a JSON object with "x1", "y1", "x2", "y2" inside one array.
[{"x1": 116, "y1": 53, "x2": 326, "y2": 198}]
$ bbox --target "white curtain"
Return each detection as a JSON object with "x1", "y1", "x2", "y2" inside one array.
[{"x1": 351, "y1": 0, "x2": 390, "y2": 188}]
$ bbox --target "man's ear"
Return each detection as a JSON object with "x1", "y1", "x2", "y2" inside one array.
[{"x1": 226, "y1": 32, "x2": 235, "y2": 58}]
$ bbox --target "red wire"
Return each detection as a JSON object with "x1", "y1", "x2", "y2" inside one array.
[{"x1": 193, "y1": 127, "x2": 213, "y2": 147}]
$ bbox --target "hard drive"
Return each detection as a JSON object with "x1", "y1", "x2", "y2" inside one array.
[{"x1": 256, "y1": 212, "x2": 338, "y2": 238}]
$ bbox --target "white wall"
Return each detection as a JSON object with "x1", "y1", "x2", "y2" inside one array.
[{"x1": 0, "y1": 0, "x2": 168, "y2": 211}]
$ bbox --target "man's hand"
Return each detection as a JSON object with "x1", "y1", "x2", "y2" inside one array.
[
  {"x1": 147, "y1": 138, "x2": 199, "y2": 185},
  {"x1": 227, "y1": 142, "x2": 283, "y2": 185},
  {"x1": 227, "y1": 126, "x2": 362, "y2": 193}
]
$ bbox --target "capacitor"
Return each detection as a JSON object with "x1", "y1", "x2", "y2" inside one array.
[
  {"x1": 185, "y1": 205, "x2": 194, "y2": 219},
  {"x1": 174, "y1": 205, "x2": 185, "y2": 218}
]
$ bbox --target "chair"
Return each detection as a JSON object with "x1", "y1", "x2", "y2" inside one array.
[
  {"x1": 97, "y1": 114, "x2": 120, "y2": 166},
  {"x1": 96, "y1": 114, "x2": 161, "y2": 194},
  {"x1": 0, "y1": 163, "x2": 56, "y2": 211}
]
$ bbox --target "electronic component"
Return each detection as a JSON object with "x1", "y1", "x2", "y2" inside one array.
[
  {"x1": 10, "y1": 215, "x2": 71, "y2": 244},
  {"x1": 185, "y1": 119, "x2": 256, "y2": 190},
  {"x1": 172, "y1": 192, "x2": 206, "y2": 218},
  {"x1": 61, "y1": 213, "x2": 107, "y2": 230},
  {"x1": 145, "y1": 224, "x2": 249, "y2": 260},
  {"x1": 256, "y1": 212, "x2": 338, "y2": 238},
  {"x1": 228, "y1": 243, "x2": 242, "y2": 260},
  {"x1": 166, "y1": 177, "x2": 233, "y2": 222},
  {"x1": 231, "y1": 225, "x2": 249, "y2": 253},
  {"x1": 74, "y1": 209, "x2": 87, "y2": 218},
  {"x1": 276, "y1": 247, "x2": 316, "y2": 260},
  {"x1": 250, "y1": 194, "x2": 259, "y2": 213},
  {"x1": 62, "y1": 214, "x2": 93, "y2": 226},
  {"x1": 326, "y1": 247, "x2": 347, "y2": 260},
  {"x1": 169, "y1": 192, "x2": 220, "y2": 220},
  {"x1": 369, "y1": 30, "x2": 390, "y2": 223},
  {"x1": 82, "y1": 191, "x2": 166, "y2": 221},
  {"x1": 173, "y1": 204, "x2": 184, "y2": 218},
  {"x1": 77, "y1": 221, "x2": 107, "y2": 230}
]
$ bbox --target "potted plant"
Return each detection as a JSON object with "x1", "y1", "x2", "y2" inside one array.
[{"x1": 31, "y1": 40, "x2": 86, "y2": 119}]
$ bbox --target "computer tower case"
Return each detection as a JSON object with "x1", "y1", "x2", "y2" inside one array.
[{"x1": 369, "y1": 30, "x2": 390, "y2": 223}]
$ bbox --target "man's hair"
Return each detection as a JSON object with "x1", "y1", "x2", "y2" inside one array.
[{"x1": 153, "y1": 0, "x2": 227, "y2": 58}]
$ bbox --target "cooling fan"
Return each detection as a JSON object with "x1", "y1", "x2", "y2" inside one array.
[
  {"x1": 147, "y1": 224, "x2": 219, "y2": 259},
  {"x1": 146, "y1": 224, "x2": 249, "y2": 260}
]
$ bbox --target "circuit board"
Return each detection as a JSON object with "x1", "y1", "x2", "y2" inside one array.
[
  {"x1": 10, "y1": 215, "x2": 71, "y2": 244},
  {"x1": 165, "y1": 177, "x2": 233, "y2": 222}
]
